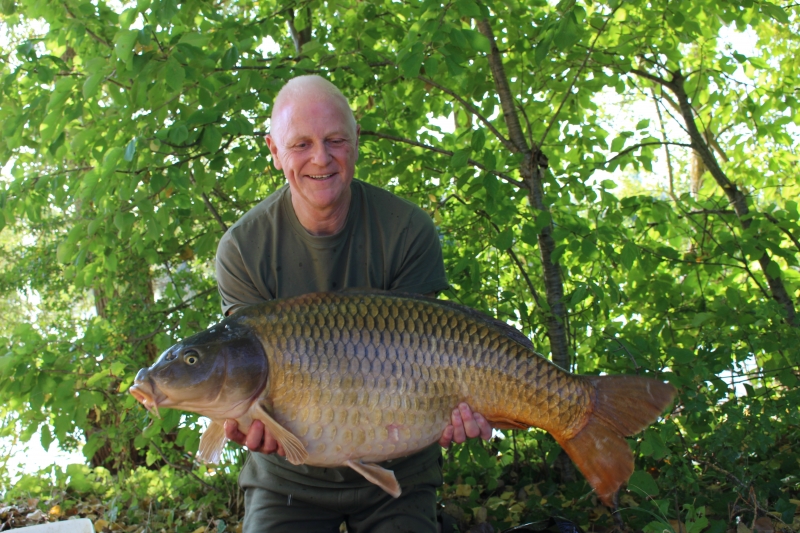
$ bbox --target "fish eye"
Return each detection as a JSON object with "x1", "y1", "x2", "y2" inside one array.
[{"x1": 184, "y1": 350, "x2": 200, "y2": 365}]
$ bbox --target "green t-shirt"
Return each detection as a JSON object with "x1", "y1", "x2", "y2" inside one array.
[
  {"x1": 215, "y1": 179, "x2": 449, "y2": 488},
  {"x1": 216, "y1": 180, "x2": 449, "y2": 315}
]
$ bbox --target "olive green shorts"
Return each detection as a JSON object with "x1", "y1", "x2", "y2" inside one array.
[{"x1": 240, "y1": 448, "x2": 443, "y2": 533}]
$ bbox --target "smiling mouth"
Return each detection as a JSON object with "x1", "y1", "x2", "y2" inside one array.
[{"x1": 307, "y1": 173, "x2": 335, "y2": 180}]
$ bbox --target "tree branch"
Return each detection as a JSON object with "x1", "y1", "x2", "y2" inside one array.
[
  {"x1": 539, "y1": 4, "x2": 618, "y2": 145},
  {"x1": 507, "y1": 248, "x2": 544, "y2": 309},
  {"x1": 417, "y1": 75, "x2": 516, "y2": 153},
  {"x1": 764, "y1": 212, "x2": 800, "y2": 252},
  {"x1": 360, "y1": 129, "x2": 526, "y2": 189},
  {"x1": 637, "y1": 68, "x2": 798, "y2": 327},
  {"x1": 476, "y1": 18, "x2": 529, "y2": 153},
  {"x1": 287, "y1": 8, "x2": 312, "y2": 56},
  {"x1": 157, "y1": 287, "x2": 217, "y2": 316}
]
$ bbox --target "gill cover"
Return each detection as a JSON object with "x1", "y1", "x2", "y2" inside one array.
[{"x1": 131, "y1": 317, "x2": 268, "y2": 416}]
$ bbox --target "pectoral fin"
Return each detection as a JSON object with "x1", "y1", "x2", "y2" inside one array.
[
  {"x1": 253, "y1": 403, "x2": 309, "y2": 466},
  {"x1": 197, "y1": 420, "x2": 227, "y2": 464},
  {"x1": 345, "y1": 460, "x2": 402, "y2": 498}
]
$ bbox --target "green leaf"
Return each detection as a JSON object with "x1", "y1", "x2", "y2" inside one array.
[
  {"x1": 450, "y1": 149, "x2": 469, "y2": 169},
  {"x1": 178, "y1": 32, "x2": 210, "y2": 49},
  {"x1": 123, "y1": 139, "x2": 136, "y2": 162},
  {"x1": 83, "y1": 73, "x2": 104, "y2": 99},
  {"x1": 470, "y1": 129, "x2": 486, "y2": 151},
  {"x1": 535, "y1": 32, "x2": 553, "y2": 64},
  {"x1": 221, "y1": 45, "x2": 239, "y2": 69},
  {"x1": 168, "y1": 125, "x2": 189, "y2": 144},
  {"x1": 40, "y1": 424, "x2": 53, "y2": 451},
  {"x1": 164, "y1": 57, "x2": 185, "y2": 91},
  {"x1": 454, "y1": 0, "x2": 482, "y2": 17},
  {"x1": 553, "y1": 13, "x2": 579, "y2": 51},
  {"x1": 202, "y1": 125, "x2": 222, "y2": 153},
  {"x1": 493, "y1": 228, "x2": 513, "y2": 250},
  {"x1": 761, "y1": 3, "x2": 790, "y2": 24},
  {"x1": 399, "y1": 43, "x2": 424, "y2": 78},
  {"x1": 691, "y1": 312, "x2": 716, "y2": 327},
  {"x1": 462, "y1": 29, "x2": 490, "y2": 53},
  {"x1": 667, "y1": 347, "x2": 694, "y2": 364},
  {"x1": 113, "y1": 29, "x2": 138, "y2": 67},
  {"x1": 747, "y1": 56, "x2": 769, "y2": 69},
  {"x1": 114, "y1": 211, "x2": 135, "y2": 235},
  {"x1": 628, "y1": 470, "x2": 659, "y2": 498},
  {"x1": 56, "y1": 240, "x2": 76, "y2": 263},
  {"x1": 620, "y1": 242, "x2": 638, "y2": 270},
  {"x1": 776, "y1": 499, "x2": 798, "y2": 524}
]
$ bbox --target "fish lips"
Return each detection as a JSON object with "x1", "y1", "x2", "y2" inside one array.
[{"x1": 129, "y1": 368, "x2": 167, "y2": 418}]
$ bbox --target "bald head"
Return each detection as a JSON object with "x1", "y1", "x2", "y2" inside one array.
[{"x1": 270, "y1": 75, "x2": 357, "y2": 143}]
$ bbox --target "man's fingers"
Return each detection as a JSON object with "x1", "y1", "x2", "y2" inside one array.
[
  {"x1": 451, "y1": 407, "x2": 467, "y2": 444},
  {"x1": 439, "y1": 424, "x2": 455, "y2": 448},
  {"x1": 458, "y1": 402, "x2": 482, "y2": 439},
  {"x1": 244, "y1": 420, "x2": 266, "y2": 451},
  {"x1": 224, "y1": 419, "x2": 247, "y2": 445},
  {"x1": 261, "y1": 431, "x2": 280, "y2": 455},
  {"x1": 474, "y1": 413, "x2": 493, "y2": 441}
]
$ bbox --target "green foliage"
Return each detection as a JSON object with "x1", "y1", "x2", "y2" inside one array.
[
  {"x1": 1, "y1": 0, "x2": 799, "y2": 530},
  {"x1": 4, "y1": 463, "x2": 242, "y2": 532}
]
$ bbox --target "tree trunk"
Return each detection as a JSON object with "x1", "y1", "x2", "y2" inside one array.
[{"x1": 666, "y1": 71, "x2": 797, "y2": 327}]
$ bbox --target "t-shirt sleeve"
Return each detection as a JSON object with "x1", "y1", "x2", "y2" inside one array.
[
  {"x1": 389, "y1": 207, "x2": 449, "y2": 296},
  {"x1": 215, "y1": 230, "x2": 270, "y2": 315}
]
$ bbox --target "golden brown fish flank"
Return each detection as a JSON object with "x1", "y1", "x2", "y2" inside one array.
[{"x1": 130, "y1": 291, "x2": 675, "y2": 506}]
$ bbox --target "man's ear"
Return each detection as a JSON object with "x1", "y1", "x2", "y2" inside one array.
[{"x1": 265, "y1": 134, "x2": 283, "y2": 170}]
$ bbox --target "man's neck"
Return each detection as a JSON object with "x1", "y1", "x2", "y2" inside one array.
[{"x1": 291, "y1": 189, "x2": 352, "y2": 236}]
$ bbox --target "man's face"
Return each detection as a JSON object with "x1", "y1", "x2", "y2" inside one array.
[{"x1": 266, "y1": 97, "x2": 359, "y2": 215}]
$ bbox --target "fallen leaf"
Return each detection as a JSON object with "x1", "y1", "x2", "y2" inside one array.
[
  {"x1": 669, "y1": 520, "x2": 687, "y2": 533},
  {"x1": 49, "y1": 504, "x2": 62, "y2": 517},
  {"x1": 95, "y1": 518, "x2": 110, "y2": 531},
  {"x1": 738, "y1": 522, "x2": 752, "y2": 533},
  {"x1": 455, "y1": 484, "x2": 472, "y2": 497},
  {"x1": 753, "y1": 517, "x2": 773, "y2": 533}
]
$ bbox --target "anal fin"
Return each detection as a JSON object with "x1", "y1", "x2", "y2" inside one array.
[
  {"x1": 253, "y1": 403, "x2": 309, "y2": 466},
  {"x1": 346, "y1": 460, "x2": 401, "y2": 498},
  {"x1": 197, "y1": 420, "x2": 227, "y2": 464}
]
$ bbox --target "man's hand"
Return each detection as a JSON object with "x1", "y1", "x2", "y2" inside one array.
[
  {"x1": 224, "y1": 419, "x2": 285, "y2": 456},
  {"x1": 439, "y1": 403, "x2": 492, "y2": 448}
]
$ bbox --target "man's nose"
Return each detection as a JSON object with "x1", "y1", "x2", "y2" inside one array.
[{"x1": 310, "y1": 142, "x2": 332, "y2": 165}]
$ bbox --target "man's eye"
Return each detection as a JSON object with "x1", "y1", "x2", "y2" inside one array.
[{"x1": 329, "y1": 139, "x2": 345, "y2": 145}]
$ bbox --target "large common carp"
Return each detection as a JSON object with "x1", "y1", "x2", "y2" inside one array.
[{"x1": 130, "y1": 291, "x2": 675, "y2": 505}]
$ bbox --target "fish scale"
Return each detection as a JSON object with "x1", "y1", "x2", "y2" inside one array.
[
  {"x1": 130, "y1": 290, "x2": 675, "y2": 505},
  {"x1": 245, "y1": 292, "x2": 588, "y2": 466}
]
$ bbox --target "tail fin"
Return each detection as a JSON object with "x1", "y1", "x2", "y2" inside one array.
[{"x1": 556, "y1": 375, "x2": 676, "y2": 506}]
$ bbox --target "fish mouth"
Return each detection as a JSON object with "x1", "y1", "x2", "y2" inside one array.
[{"x1": 129, "y1": 380, "x2": 164, "y2": 419}]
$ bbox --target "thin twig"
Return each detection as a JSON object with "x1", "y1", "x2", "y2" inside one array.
[
  {"x1": 538, "y1": 4, "x2": 620, "y2": 146},
  {"x1": 603, "y1": 334, "x2": 641, "y2": 373},
  {"x1": 417, "y1": 75, "x2": 516, "y2": 153},
  {"x1": 507, "y1": 248, "x2": 544, "y2": 309},
  {"x1": 157, "y1": 287, "x2": 217, "y2": 315},
  {"x1": 361, "y1": 129, "x2": 526, "y2": 189},
  {"x1": 149, "y1": 441, "x2": 218, "y2": 492}
]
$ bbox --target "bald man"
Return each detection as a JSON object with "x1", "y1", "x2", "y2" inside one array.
[{"x1": 215, "y1": 75, "x2": 491, "y2": 532}]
